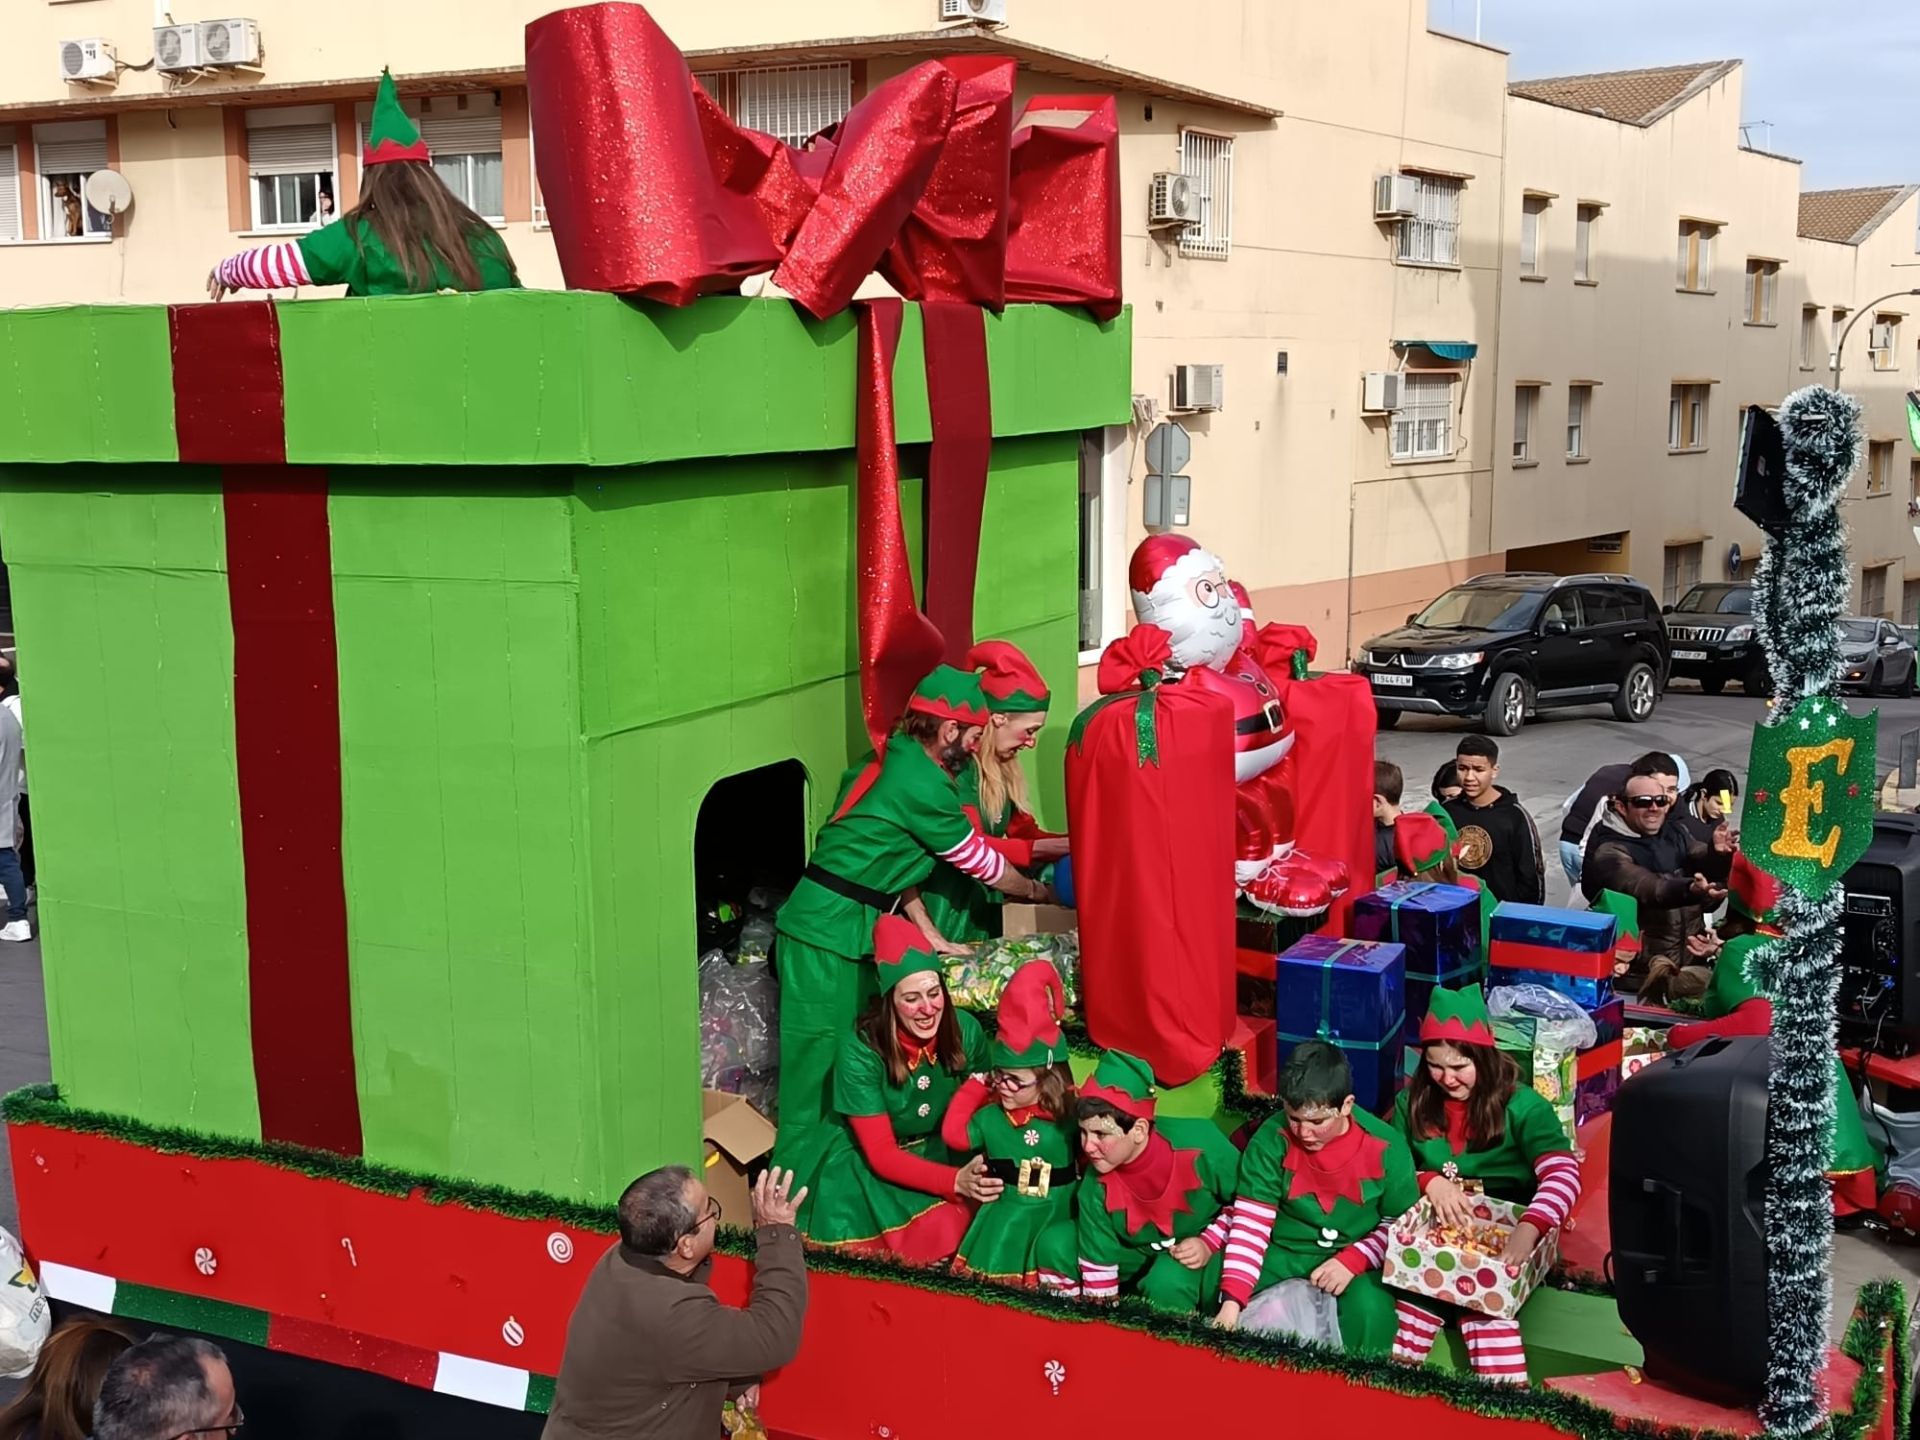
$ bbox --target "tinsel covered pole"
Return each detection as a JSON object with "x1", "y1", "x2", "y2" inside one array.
[{"x1": 1742, "y1": 385, "x2": 1871, "y2": 1435}]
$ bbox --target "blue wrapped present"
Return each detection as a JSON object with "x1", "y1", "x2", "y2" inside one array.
[
  {"x1": 1488, "y1": 903, "x2": 1617, "y2": 1011},
  {"x1": 1352, "y1": 881, "x2": 1482, "y2": 1027},
  {"x1": 1276, "y1": 935, "x2": 1405, "y2": 1113}
]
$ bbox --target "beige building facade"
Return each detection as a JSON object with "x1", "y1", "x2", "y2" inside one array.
[{"x1": 0, "y1": 7, "x2": 1914, "y2": 663}]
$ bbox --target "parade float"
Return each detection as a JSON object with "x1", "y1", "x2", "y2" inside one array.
[{"x1": 0, "y1": 4, "x2": 1906, "y2": 1437}]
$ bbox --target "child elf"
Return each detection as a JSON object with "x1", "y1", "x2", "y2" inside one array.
[{"x1": 942, "y1": 961, "x2": 1079, "y2": 1290}]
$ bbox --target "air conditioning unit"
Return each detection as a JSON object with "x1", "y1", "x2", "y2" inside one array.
[
  {"x1": 1374, "y1": 173, "x2": 1418, "y2": 218},
  {"x1": 58, "y1": 38, "x2": 116, "y2": 83},
  {"x1": 197, "y1": 18, "x2": 263, "y2": 68},
  {"x1": 1173, "y1": 364, "x2": 1224, "y2": 412},
  {"x1": 1362, "y1": 371, "x2": 1403, "y2": 413},
  {"x1": 1871, "y1": 324, "x2": 1896, "y2": 350},
  {"x1": 938, "y1": 0, "x2": 1007, "y2": 21},
  {"x1": 152, "y1": 23, "x2": 202, "y2": 72},
  {"x1": 1149, "y1": 171, "x2": 1195, "y2": 227}
]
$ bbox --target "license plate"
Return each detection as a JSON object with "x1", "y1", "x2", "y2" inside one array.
[
  {"x1": 1672, "y1": 650, "x2": 1707, "y2": 661},
  {"x1": 1371, "y1": 672, "x2": 1413, "y2": 688}
]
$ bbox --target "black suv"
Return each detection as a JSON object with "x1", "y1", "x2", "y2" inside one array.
[
  {"x1": 1356, "y1": 572, "x2": 1670, "y2": 736},
  {"x1": 1663, "y1": 582, "x2": 1764, "y2": 695}
]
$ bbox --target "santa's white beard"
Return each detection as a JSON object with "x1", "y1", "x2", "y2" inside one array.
[{"x1": 1142, "y1": 582, "x2": 1242, "y2": 672}]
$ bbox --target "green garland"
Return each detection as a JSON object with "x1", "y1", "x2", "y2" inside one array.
[{"x1": 8, "y1": 1084, "x2": 1907, "y2": 1435}]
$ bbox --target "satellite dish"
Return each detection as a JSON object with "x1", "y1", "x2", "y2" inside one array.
[
  {"x1": 1725, "y1": 542, "x2": 1743, "y2": 579},
  {"x1": 83, "y1": 169, "x2": 132, "y2": 218}
]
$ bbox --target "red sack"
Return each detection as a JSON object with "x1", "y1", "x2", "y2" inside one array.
[{"x1": 1067, "y1": 626, "x2": 1236, "y2": 1085}]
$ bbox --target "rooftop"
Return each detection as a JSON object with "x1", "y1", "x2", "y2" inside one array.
[
  {"x1": 1508, "y1": 59, "x2": 1738, "y2": 126},
  {"x1": 1798, "y1": 185, "x2": 1919, "y2": 245}
]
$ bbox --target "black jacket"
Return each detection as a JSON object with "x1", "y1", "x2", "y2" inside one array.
[
  {"x1": 1580, "y1": 808, "x2": 1732, "y2": 964},
  {"x1": 1374, "y1": 820, "x2": 1397, "y2": 876},
  {"x1": 1561, "y1": 763, "x2": 1629, "y2": 845},
  {"x1": 1443, "y1": 788, "x2": 1544, "y2": 905}
]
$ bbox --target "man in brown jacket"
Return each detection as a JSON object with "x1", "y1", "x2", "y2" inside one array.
[{"x1": 543, "y1": 1164, "x2": 809, "y2": 1440}]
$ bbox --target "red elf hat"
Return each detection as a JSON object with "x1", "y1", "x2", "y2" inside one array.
[
  {"x1": 990, "y1": 961, "x2": 1067, "y2": 1067},
  {"x1": 1394, "y1": 812, "x2": 1451, "y2": 876},
  {"x1": 1729, "y1": 853, "x2": 1784, "y2": 927},
  {"x1": 873, "y1": 913, "x2": 943, "y2": 993},
  {"x1": 967, "y1": 640, "x2": 1050, "y2": 715}
]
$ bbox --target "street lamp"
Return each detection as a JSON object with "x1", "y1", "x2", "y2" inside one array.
[{"x1": 1831, "y1": 288, "x2": 1920, "y2": 389}]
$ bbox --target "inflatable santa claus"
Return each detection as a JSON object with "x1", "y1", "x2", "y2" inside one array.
[{"x1": 1128, "y1": 534, "x2": 1349, "y2": 916}]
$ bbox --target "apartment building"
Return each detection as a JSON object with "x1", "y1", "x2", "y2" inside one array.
[{"x1": 1493, "y1": 59, "x2": 1920, "y2": 622}]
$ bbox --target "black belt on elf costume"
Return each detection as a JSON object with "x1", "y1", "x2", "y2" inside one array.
[
  {"x1": 983, "y1": 1157, "x2": 1063, "y2": 1198},
  {"x1": 802, "y1": 863, "x2": 900, "y2": 913},
  {"x1": 1235, "y1": 700, "x2": 1285, "y2": 735}
]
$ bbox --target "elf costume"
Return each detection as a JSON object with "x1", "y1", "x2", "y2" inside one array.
[
  {"x1": 213, "y1": 70, "x2": 520, "y2": 297},
  {"x1": 1667, "y1": 858, "x2": 1880, "y2": 1213},
  {"x1": 1388, "y1": 987, "x2": 1581, "y2": 1382},
  {"x1": 798, "y1": 915, "x2": 987, "y2": 1262},
  {"x1": 1213, "y1": 1083, "x2": 1420, "y2": 1355},
  {"x1": 918, "y1": 641, "x2": 1060, "y2": 945},
  {"x1": 941, "y1": 961, "x2": 1080, "y2": 1290},
  {"x1": 774, "y1": 666, "x2": 1008, "y2": 1178},
  {"x1": 1076, "y1": 1050, "x2": 1239, "y2": 1312}
]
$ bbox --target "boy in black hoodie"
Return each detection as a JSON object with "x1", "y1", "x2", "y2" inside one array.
[{"x1": 1441, "y1": 736, "x2": 1544, "y2": 905}]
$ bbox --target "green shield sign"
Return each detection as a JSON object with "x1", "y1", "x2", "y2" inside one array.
[{"x1": 1740, "y1": 695, "x2": 1877, "y2": 899}]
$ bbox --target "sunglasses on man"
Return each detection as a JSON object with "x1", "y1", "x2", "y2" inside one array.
[{"x1": 1625, "y1": 794, "x2": 1673, "y2": 810}]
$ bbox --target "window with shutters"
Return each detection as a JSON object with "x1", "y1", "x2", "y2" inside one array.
[
  {"x1": 1800, "y1": 306, "x2": 1819, "y2": 369},
  {"x1": 1668, "y1": 384, "x2": 1710, "y2": 452},
  {"x1": 247, "y1": 106, "x2": 336, "y2": 232},
  {"x1": 1518, "y1": 195, "x2": 1547, "y2": 277},
  {"x1": 1744, "y1": 259, "x2": 1779, "y2": 324},
  {"x1": 1512, "y1": 384, "x2": 1538, "y2": 461},
  {"x1": 1662, "y1": 543, "x2": 1703, "y2": 606},
  {"x1": 693, "y1": 63, "x2": 852, "y2": 148},
  {"x1": 1396, "y1": 174, "x2": 1462, "y2": 267},
  {"x1": 1871, "y1": 313, "x2": 1901, "y2": 372},
  {"x1": 1175, "y1": 129, "x2": 1233, "y2": 260},
  {"x1": 1864, "y1": 564, "x2": 1890, "y2": 620},
  {"x1": 35, "y1": 120, "x2": 111, "y2": 240},
  {"x1": 1574, "y1": 203, "x2": 1599, "y2": 282},
  {"x1": 1567, "y1": 384, "x2": 1591, "y2": 458},
  {"x1": 0, "y1": 130, "x2": 20, "y2": 244},
  {"x1": 1868, "y1": 440, "x2": 1894, "y2": 496},
  {"x1": 358, "y1": 94, "x2": 504, "y2": 220},
  {"x1": 1390, "y1": 373, "x2": 1455, "y2": 461},
  {"x1": 1676, "y1": 220, "x2": 1716, "y2": 292}
]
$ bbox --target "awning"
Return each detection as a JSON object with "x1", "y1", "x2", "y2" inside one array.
[{"x1": 1395, "y1": 340, "x2": 1478, "y2": 362}]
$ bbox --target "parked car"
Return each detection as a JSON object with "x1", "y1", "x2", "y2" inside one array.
[
  {"x1": 1356, "y1": 572, "x2": 1669, "y2": 736},
  {"x1": 1835, "y1": 616, "x2": 1917, "y2": 696},
  {"x1": 1663, "y1": 581, "x2": 1765, "y2": 695}
]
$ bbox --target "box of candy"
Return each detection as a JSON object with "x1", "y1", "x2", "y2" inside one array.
[
  {"x1": 943, "y1": 932, "x2": 1081, "y2": 1014},
  {"x1": 1489, "y1": 903, "x2": 1617, "y2": 1010},
  {"x1": 1351, "y1": 880, "x2": 1483, "y2": 1028},
  {"x1": 1382, "y1": 1189, "x2": 1560, "y2": 1319}
]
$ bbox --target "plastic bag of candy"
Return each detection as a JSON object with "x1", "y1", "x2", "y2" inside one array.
[
  {"x1": 942, "y1": 931, "x2": 1080, "y2": 1014},
  {"x1": 700, "y1": 947, "x2": 780, "y2": 1118}
]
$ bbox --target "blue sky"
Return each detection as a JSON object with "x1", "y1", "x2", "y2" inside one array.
[{"x1": 1426, "y1": 0, "x2": 1920, "y2": 189}]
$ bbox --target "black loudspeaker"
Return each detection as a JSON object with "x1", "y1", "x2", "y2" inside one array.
[
  {"x1": 1838, "y1": 812, "x2": 1920, "y2": 1047},
  {"x1": 1610, "y1": 1034, "x2": 1770, "y2": 1405}
]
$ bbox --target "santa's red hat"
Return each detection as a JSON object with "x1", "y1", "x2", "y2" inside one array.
[
  {"x1": 967, "y1": 640, "x2": 1050, "y2": 714},
  {"x1": 1128, "y1": 534, "x2": 1204, "y2": 599}
]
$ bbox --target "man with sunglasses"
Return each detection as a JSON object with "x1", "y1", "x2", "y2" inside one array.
[
  {"x1": 1580, "y1": 757, "x2": 1733, "y2": 1002},
  {"x1": 92, "y1": 1334, "x2": 242, "y2": 1440}
]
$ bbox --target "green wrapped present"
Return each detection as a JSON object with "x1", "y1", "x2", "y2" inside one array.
[{"x1": 943, "y1": 931, "x2": 1081, "y2": 1015}]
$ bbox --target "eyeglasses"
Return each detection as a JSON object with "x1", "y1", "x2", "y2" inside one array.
[
  {"x1": 990, "y1": 1070, "x2": 1035, "y2": 1091},
  {"x1": 683, "y1": 1196, "x2": 721, "y2": 1237},
  {"x1": 1625, "y1": 794, "x2": 1674, "y2": 810},
  {"x1": 167, "y1": 1408, "x2": 244, "y2": 1440}
]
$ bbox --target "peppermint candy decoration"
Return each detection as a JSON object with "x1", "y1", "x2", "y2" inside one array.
[
  {"x1": 915, "y1": 1074, "x2": 931, "y2": 1091},
  {"x1": 1023, "y1": 1128, "x2": 1042, "y2": 1147},
  {"x1": 501, "y1": 1316, "x2": 525, "y2": 1348},
  {"x1": 1044, "y1": 1359, "x2": 1066, "y2": 1395},
  {"x1": 546, "y1": 1232, "x2": 574, "y2": 1264},
  {"x1": 193, "y1": 1247, "x2": 217, "y2": 1277},
  {"x1": 917, "y1": 1103, "x2": 931, "y2": 1118}
]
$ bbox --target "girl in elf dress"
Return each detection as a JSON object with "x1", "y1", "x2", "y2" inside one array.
[
  {"x1": 1389, "y1": 986, "x2": 1582, "y2": 1384},
  {"x1": 917, "y1": 642, "x2": 1068, "y2": 945},
  {"x1": 941, "y1": 961, "x2": 1079, "y2": 1291},
  {"x1": 797, "y1": 914, "x2": 998, "y2": 1263}
]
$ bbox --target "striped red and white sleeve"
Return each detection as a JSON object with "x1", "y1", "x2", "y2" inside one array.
[
  {"x1": 1217, "y1": 1195, "x2": 1278, "y2": 1305},
  {"x1": 938, "y1": 830, "x2": 1008, "y2": 887},
  {"x1": 214, "y1": 241, "x2": 313, "y2": 293},
  {"x1": 1521, "y1": 1152, "x2": 1582, "y2": 1233},
  {"x1": 1079, "y1": 1260, "x2": 1121, "y2": 1300},
  {"x1": 1199, "y1": 1210, "x2": 1231, "y2": 1253},
  {"x1": 1335, "y1": 1220, "x2": 1393, "y2": 1275}
]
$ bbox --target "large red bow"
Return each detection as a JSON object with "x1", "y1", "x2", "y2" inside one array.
[{"x1": 525, "y1": 2, "x2": 1120, "y2": 318}]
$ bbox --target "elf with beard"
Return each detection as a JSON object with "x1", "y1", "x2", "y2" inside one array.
[
  {"x1": 1073, "y1": 1050, "x2": 1240, "y2": 1311},
  {"x1": 1211, "y1": 1040, "x2": 1419, "y2": 1354},
  {"x1": 774, "y1": 666, "x2": 1054, "y2": 1184}
]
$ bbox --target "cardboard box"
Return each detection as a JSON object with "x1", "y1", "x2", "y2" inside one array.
[
  {"x1": 1382, "y1": 1191, "x2": 1560, "y2": 1319},
  {"x1": 703, "y1": 1090, "x2": 777, "y2": 1224},
  {"x1": 1001, "y1": 903, "x2": 1077, "y2": 938}
]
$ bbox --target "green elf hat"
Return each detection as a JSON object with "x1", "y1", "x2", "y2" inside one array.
[
  {"x1": 873, "y1": 913, "x2": 942, "y2": 993},
  {"x1": 905, "y1": 663, "x2": 992, "y2": 727},
  {"x1": 1394, "y1": 811, "x2": 1451, "y2": 876},
  {"x1": 1590, "y1": 888, "x2": 1644, "y2": 962},
  {"x1": 1728, "y1": 853, "x2": 1784, "y2": 929},
  {"x1": 989, "y1": 961, "x2": 1067, "y2": 1068},
  {"x1": 363, "y1": 69, "x2": 431, "y2": 167},
  {"x1": 1419, "y1": 984, "x2": 1495, "y2": 1047},
  {"x1": 968, "y1": 640, "x2": 1050, "y2": 714},
  {"x1": 1080, "y1": 1048, "x2": 1157, "y2": 1121}
]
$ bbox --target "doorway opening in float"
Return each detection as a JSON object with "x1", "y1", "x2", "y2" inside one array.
[{"x1": 695, "y1": 758, "x2": 808, "y2": 1131}]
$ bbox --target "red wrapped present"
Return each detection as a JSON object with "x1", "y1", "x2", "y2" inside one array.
[{"x1": 1067, "y1": 625, "x2": 1236, "y2": 1085}]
